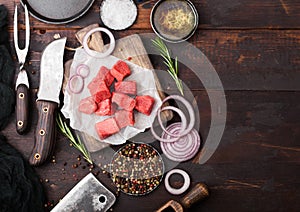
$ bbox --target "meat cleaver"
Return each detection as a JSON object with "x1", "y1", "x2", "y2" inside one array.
[
  {"x1": 51, "y1": 173, "x2": 116, "y2": 212},
  {"x1": 29, "y1": 38, "x2": 66, "y2": 166}
]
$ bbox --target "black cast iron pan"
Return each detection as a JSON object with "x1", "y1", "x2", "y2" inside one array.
[{"x1": 20, "y1": 0, "x2": 95, "y2": 24}]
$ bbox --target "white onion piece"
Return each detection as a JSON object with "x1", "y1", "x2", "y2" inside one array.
[
  {"x1": 68, "y1": 74, "x2": 84, "y2": 94},
  {"x1": 83, "y1": 27, "x2": 115, "y2": 58},
  {"x1": 161, "y1": 95, "x2": 196, "y2": 137},
  {"x1": 76, "y1": 64, "x2": 90, "y2": 78},
  {"x1": 157, "y1": 106, "x2": 187, "y2": 140},
  {"x1": 160, "y1": 123, "x2": 201, "y2": 162},
  {"x1": 151, "y1": 106, "x2": 187, "y2": 143}
]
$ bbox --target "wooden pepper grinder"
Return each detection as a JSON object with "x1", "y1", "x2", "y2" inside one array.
[{"x1": 156, "y1": 183, "x2": 209, "y2": 212}]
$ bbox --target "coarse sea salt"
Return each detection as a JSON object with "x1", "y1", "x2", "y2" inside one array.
[{"x1": 100, "y1": 0, "x2": 137, "y2": 30}]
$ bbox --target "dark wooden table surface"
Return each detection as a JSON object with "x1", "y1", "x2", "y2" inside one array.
[{"x1": 1, "y1": 0, "x2": 300, "y2": 211}]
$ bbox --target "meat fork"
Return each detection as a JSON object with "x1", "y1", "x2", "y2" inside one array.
[{"x1": 14, "y1": 4, "x2": 30, "y2": 134}]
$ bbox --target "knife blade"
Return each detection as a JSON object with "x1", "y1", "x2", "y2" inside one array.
[{"x1": 29, "y1": 37, "x2": 66, "y2": 166}]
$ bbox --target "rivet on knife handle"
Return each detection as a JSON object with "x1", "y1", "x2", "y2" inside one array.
[
  {"x1": 29, "y1": 101, "x2": 57, "y2": 166},
  {"x1": 16, "y1": 84, "x2": 29, "y2": 134}
]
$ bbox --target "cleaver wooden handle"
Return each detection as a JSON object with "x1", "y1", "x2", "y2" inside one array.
[
  {"x1": 29, "y1": 101, "x2": 57, "y2": 166},
  {"x1": 16, "y1": 84, "x2": 29, "y2": 134}
]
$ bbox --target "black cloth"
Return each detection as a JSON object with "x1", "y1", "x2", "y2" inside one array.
[
  {"x1": 0, "y1": 5, "x2": 15, "y2": 131},
  {"x1": 0, "y1": 5, "x2": 44, "y2": 211},
  {"x1": 0, "y1": 135, "x2": 45, "y2": 212}
]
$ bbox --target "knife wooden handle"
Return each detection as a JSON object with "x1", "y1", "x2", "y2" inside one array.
[
  {"x1": 29, "y1": 101, "x2": 57, "y2": 166},
  {"x1": 16, "y1": 84, "x2": 29, "y2": 134}
]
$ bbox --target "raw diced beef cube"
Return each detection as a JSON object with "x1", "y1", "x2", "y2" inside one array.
[
  {"x1": 88, "y1": 80, "x2": 111, "y2": 103},
  {"x1": 95, "y1": 99, "x2": 116, "y2": 116},
  {"x1": 96, "y1": 66, "x2": 114, "y2": 86},
  {"x1": 111, "y1": 103, "x2": 118, "y2": 115},
  {"x1": 115, "y1": 81, "x2": 137, "y2": 95},
  {"x1": 78, "y1": 96, "x2": 97, "y2": 114},
  {"x1": 110, "y1": 60, "x2": 131, "y2": 81},
  {"x1": 95, "y1": 117, "x2": 120, "y2": 140},
  {"x1": 135, "y1": 95, "x2": 155, "y2": 116},
  {"x1": 115, "y1": 110, "x2": 135, "y2": 128},
  {"x1": 112, "y1": 92, "x2": 136, "y2": 111}
]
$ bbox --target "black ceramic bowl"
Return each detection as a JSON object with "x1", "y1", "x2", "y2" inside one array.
[{"x1": 20, "y1": 0, "x2": 95, "y2": 24}]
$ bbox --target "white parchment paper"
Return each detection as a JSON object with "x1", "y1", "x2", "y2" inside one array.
[{"x1": 62, "y1": 49, "x2": 162, "y2": 145}]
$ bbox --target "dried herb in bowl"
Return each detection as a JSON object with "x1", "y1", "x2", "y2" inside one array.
[{"x1": 110, "y1": 143, "x2": 164, "y2": 195}]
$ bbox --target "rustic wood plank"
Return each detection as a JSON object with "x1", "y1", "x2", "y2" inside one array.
[
  {"x1": 1, "y1": 90, "x2": 299, "y2": 211},
  {"x1": 10, "y1": 29, "x2": 300, "y2": 91},
  {"x1": 3, "y1": 0, "x2": 300, "y2": 30},
  {"x1": 1, "y1": 1, "x2": 299, "y2": 211}
]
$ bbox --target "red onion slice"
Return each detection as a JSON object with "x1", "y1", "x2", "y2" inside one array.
[
  {"x1": 164, "y1": 169, "x2": 190, "y2": 195},
  {"x1": 160, "y1": 123, "x2": 201, "y2": 162},
  {"x1": 162, "y1": 95, "x2": 196, "y2": 137},
  {"x1": 83, "y1": 27, "x2": 115, "y2": 58},
  {"x1": 68, "y1": 74, "x2": 84, "y2": 94},
  {"x1": 158, "y1": 106, "x2": 187, "y2": 139},
  {"x1": 151, "y1": 106, "x2": 187, "y2": 143},
  {"x1": 76, "y1": 64, "x2": 90, "y2": 78}
]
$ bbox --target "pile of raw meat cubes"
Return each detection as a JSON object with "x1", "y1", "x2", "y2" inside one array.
[{"x1": 79, "y1": 60, "x2": 155, "y2": 140}]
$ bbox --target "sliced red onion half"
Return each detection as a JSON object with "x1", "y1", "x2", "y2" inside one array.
[
  {"x1": 160, "y1": 122, "x2": 201, "y2": 162},
  {"x1": 68, "y1": 74, "x2": 84, "y2": 94},
  {"x1": 151, "y1": 106, "x2": 188, "y2": 143},
  {"x1": 76, "y1": 64, "x2": 90, "y2": 78}
]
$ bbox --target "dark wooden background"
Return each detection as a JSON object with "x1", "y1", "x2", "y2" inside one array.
[{"x1": 1, "y1": 0, "x2": 300, "y2": 211}]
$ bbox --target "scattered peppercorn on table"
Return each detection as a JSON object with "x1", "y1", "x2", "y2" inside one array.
[{"x1": 1, "y1": 0, "x2": 300, "y2": 211}]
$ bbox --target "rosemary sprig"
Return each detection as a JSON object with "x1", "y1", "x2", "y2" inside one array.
[
  {"x1": 152, "y1": 37, "x2": 184, "y2": 95},
  {"x1": 56, "y1": 112, "x2": 93, "y2": 164}
]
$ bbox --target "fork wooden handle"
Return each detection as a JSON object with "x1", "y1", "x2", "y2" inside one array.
[{"x1": 16, "y1": 84, "x2": 29, "y2": 134}]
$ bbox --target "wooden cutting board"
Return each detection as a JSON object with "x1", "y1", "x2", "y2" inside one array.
[{"x1": 64, "y1": 25, "x2": 172, "y2": 152}]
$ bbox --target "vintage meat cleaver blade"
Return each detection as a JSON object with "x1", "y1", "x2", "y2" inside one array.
[
  {"x1": 29, "y1": 37, "x2": 66, "y2": 166},
  {"x1": 51, "y1": 173, "x2": 116, "y2": 212}
]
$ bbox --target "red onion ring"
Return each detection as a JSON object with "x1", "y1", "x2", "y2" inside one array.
[
  {"x1": 68, "y1": 74, "x2": 84, "y2": 94},
  {"x1": 157, "y1": 106, "x2": 187, "y2": 139},
  {"x1": 83, "y1": 27, "x2": 115, "y2": 58},
  {"x1": 164, "y1": 169, "x2": 190, "y2": 195},
  {"x1": 76, "y1": 64, "x2": 90, "y2": 78},
  {"x1": 151, "y1": 106, "x2": 187, "y2": 143},
  {"x1": 160, "y1": 123, "x2": 201, "y2": 162},
  {"x1": 161, "y1": 95, "x2": 196, "y2": 137}
]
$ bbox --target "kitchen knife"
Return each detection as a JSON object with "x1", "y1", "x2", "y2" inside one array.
[
  {"x1": 51, "y1": 173, "x2": 116, "y2": 212},
  {"x1": 29, "y1": 37, "x2": 66, "y2": 166}
]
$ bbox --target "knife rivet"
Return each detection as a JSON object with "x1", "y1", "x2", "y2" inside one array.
[
  {"x1": 34, "y1": 153, "x2": 41, "y2": 160},
  {"x1": 39, "y1": 129, "x2": 46, "y2": 136},
  {"x1": 17, "y1": 121, "x2": 23, "y2": 127},
  {"x1": 43, "y1": 107, "x2": 48, "y2": 113},
  {"x1": 19, "y1": 93, "x2": 25, "y2": 99}
]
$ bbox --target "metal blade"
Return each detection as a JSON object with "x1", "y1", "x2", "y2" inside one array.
[
  {"x1": 14, "y1": 5, "x2": 30, "y2": 68},
  {"x1": 51, "y1": 173, "x2": 116, "y2": 212},
  {"x1": 37, "y1": 38, "x2": 66, "y2": 104},
  {"x1": 15, "y1": 70, "x2": 29, "y2": 89}
]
